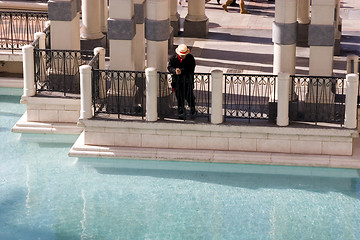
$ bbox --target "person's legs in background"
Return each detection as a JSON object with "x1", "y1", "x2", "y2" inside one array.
[
  {"x1": 240, "y1": 0, "x2": 250, "y2": 14},
  {"x1": 222, "y1": 0, "x2": 234, "y2": 12}
]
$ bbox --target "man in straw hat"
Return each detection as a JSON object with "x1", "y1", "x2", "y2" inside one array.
[{"x1": 168, "y1": 44, "x2": 196, "y2": 119}]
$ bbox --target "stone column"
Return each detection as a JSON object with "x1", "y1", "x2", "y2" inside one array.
[
  {"x1": 100, "y1": 0, "x2": 108, "y2": 33},
  {"x1": 80, "y1": 65, "x2": 92, "y2": 120},
  {"x1": 309, "y1": 0, "x2": 336, "y2": 76},
  {"x1": 272, "y1": 0, "x2": 297, "y2": 75},
  {"x1": 34, "y1": 32, "x2": 46, "y2": 49},
  {"x1": 81, "y1": 0, "x2": 104, "y2": 39},
  {"x1": 94, "y1": 47, "x2": 106, "y2": 99},
  {"x1": 211, "y1": 70, "x2": 223, "y2": 124},
  {"x1": 145, "y1": 67, "x2": 158, "y2": 122},
  {"x1": 170, "y1": 0, "x2": 180, "y2": 36},
  {"x1": 48, "y1": 0, "x2": 80, "y2": 50},
  {"x1": 134, "y1": 0, "x2": 146, "y2": 71},
  {"x1": 146, "y1": 0, "x2": 169, "y2": 71},
  {"x1": 276, "y1": 72, "x2": 290, "y2": 127},
  {"x1": 344, "y1": 74, "x2": 359, "y2": 129},
  {"x1": 334, "y1": 0, "x2": 342, "y2": 55},
  {"x1": 108, "y1": 0, "x2": 135, "y2": 70},
  {"x1": 22, "y1": 45, "x2": 35, "y2": 97},
  {"x1": 296, "y1": 0, "x2": 310, "y2": 46},
  {"x1": 184, "y1": 0, "x2": 209, "y2": 37}
]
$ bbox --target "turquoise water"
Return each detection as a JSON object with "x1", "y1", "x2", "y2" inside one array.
[{"x1": 1, "y1": 88, "x2": 360, "y2": 240}]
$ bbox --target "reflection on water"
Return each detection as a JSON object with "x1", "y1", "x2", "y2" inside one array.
[{"x1": 1, "y1": 88, "x2": 360, "y2": 240}]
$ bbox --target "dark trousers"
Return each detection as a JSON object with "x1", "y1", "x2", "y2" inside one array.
[{"x1": 175, "y1": 81, "x2": 195, "y2": 114}]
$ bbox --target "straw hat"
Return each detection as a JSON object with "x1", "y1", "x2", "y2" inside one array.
[{"x1": 175, "y1": 44, "x2": 190, "y2": 56}]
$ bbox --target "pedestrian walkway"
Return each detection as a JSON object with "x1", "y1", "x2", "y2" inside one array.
[{"x1": 175, "y1": 0, "x2": 360, "y2": 77}]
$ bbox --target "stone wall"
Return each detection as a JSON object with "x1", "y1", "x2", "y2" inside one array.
[{"x1": 79, "y1": 119, "x2": 358, "y2": 156}]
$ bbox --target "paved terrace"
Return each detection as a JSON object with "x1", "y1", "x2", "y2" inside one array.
[{"x1": 175, "y1": 0, "x2": 360, "y2": 77}]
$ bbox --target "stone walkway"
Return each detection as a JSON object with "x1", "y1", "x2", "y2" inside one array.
[{"x1": 175, "y1": 0, "x2": 360, "y2": 77}]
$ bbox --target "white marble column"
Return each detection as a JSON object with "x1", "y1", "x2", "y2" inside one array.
[
  {"x1": 22, "y1": 45, "x2": 35, "y2": 97},
  {"x1": 94, "y1": 47, "x2": 106, "y2": 99},
  {"x1": 146, "y1": 0, "x2": 169, "y2": 72},
  {"x1": 272, "y1": 0, "x2": 297, "y2": 75},
  {"x1": 211, "y1": 70, "x2": 223, "y2": 124},
  {"x1": 276, "y1": 72, "x2": 290, "y2": 126},
  {"x1": 81, "y1": 0, "x2": 104, "y2": 39},
  {"x1": 296, "y1": 0, "x2": 310, "y2": 46},
  {"x1": 145, "y1": 67, "x2": 158, "y2": 122},
  {"x1": 48, "y1": 0, "x2": 80, "y2": 50},
  {"x1": 309, "y1": 0, "x2": 336, "y2": 76},
  {"x1": 80, "y1": 65, "x2": 92, "y2": 119},
  {"x1": 134, "y1": 0, "x2": 145, "y2": 71},
  {"x1": 108, "y1": 0, "x2": 135, "y2": 70},
  {"x1": 184, "y1": 0, "x2": 209, "y2": 37},
  {"x1": 344, "y1": 74, "x2": 359, "y2": 129}
]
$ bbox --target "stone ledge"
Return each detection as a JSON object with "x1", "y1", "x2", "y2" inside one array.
[
  {"x1": 80, "y1": 118, "x2": 359, "y2": 138},
  {"x1": 69, "y1": 133, "x2": 360, "y2": 169},
  {"x1": 11, "y1": 112, "x2": 83, "y2": 135},
  {"x1": 76, "y1": 118, "x2": 358, "y2": 157}
]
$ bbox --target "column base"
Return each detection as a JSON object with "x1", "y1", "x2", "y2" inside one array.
[
  {"x1": 297, "y1": 23, "x2": 309, "y2": 47},
  {"x1": 183, "y1": 18, "x2": 209, "y2": 38},
  {"x1": 80, "y1": 36, "x2": 107, "y2": 52}
]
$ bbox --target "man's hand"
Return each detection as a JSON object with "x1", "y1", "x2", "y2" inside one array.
[{"x1": 175, "y1": 68, "x2": 182, "y2": 75}]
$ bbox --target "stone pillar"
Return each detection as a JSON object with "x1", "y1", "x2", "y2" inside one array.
[
  {"x1": 146, "y1": 0, "x2": 169, "y2": 71},
  {"x1": 211, "y1": 70, "x2": 223, "y2": 124},
  {"x1": 276, "y1": 72, "x2": 290, "y2": 127},
  {"x1": 22, "y1": 45, "x2": 35, "y2": 97},
  {"x1": 94, "y1": 47, "x2": 106, "y2": 99},
  {"x1": 81, "y1": 0, "x2": 104, "y2": 39},
  {"x1": 34, "y1": 32, "x2": 46, "y2": 49},
  {"x1": 272, "y1": 0, "x2": 297, "y2": 75},
  {"x1": 145, "y1": 67, "x2": 158, "y2": 122},
  {"x1": 48, "y1": 0, "x2": 80, "y2": 50},
  {"x1": 346, "y1": 55, "x2": 359, "y2": 74},
  {"x1": 100, "y1": 0, "x2": 108, "y2": 33},
  {"x1": 334, "y1": 0, "x2": 342, "y2": 55},
  {"x1": 296, "y1": 0, "x2": 310, "y2": 46},
  {"x1": 170, "y1": 0, "x2": 180, "y2": 37},
  {"x1": 309, "y1": 0, "x2": 336, "y2": 76},
  {"x1": 184, "y1": 0, "x2": 209, "y2": 37},
  {"x1": 108, "y1": 0, "x2": 135, "y2": 70},
  {"x1": 134, "y1": 0, "x2": 146, "y2": 71},
  {"x1": 344, "y1": 74, "x2": 359, "y2": 129},
  {"x1": 80, "y1": 65, "x2": 92, "y2": 120}
]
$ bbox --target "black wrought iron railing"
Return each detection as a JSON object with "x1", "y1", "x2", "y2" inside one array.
[
  {"x1": 92, "y1": 69, "x2": 146, "y2": 119},
  {"x1": 158, "y1": 72, "x2": 211, "y2": 121},
  {"x1": 290, "y1": 76, "x2": 346, "y2": 125},
  {"x1": 223, "y1": 74, "x2": 277, "y2": 123},
  {"x1": 0, "y1": 11, "x2": 48, "y2": 53},
  {"x1": 34, "y1": 49, "x2": 94, "y2": 96}
]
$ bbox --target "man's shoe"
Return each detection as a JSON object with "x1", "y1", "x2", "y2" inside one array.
[
  {"x1": 217, "y1": 0, "x2": 220, "y2": 4},
  {"x1": 222, "y1": 4, "x2": 228, "y2": 12}
]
